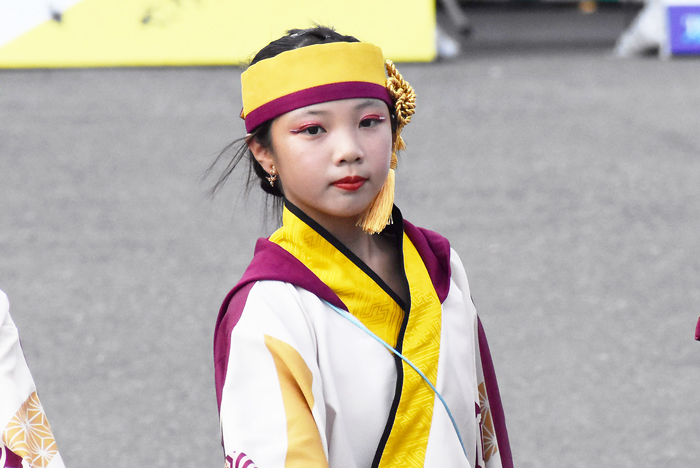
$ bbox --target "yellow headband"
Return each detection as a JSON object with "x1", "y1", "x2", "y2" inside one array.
[{"x1": 241, "y1": 42, "x2": 393, "y2": 132}]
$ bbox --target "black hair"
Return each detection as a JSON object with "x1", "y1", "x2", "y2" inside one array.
[{"x1": 207, "y1": 26, "x2": 361, "y2": 207}]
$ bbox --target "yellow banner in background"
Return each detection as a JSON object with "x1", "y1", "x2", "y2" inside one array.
[{"x1": 0, "y1": 0, "x2": 436, "y2": 68}]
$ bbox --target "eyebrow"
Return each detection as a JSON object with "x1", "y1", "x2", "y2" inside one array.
[{"x1": 354, "y1": 99, "x2": 382, "y2": 110}]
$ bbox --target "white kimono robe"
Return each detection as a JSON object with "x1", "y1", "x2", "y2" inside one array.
[
  {"x1": 214, "y1": 203, "x2": 512, "y2": 468},
  {"x1": 0, "y1": 291, "x2": 65, "y2": 468}
]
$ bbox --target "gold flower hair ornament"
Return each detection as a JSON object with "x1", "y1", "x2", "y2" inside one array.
[
  {"x1": 385, "y1": 59, "x2": 416, "y2": 166},
  {"x1": 357, "y1": 60, "x2": 416, "y2": 234}
]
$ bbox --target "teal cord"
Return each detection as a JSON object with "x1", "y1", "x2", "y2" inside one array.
[{"x1": 327, "y1": 302, "x2": 468, "y2": 459}]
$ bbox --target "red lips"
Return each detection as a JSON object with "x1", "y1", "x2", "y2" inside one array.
[{"x1": 332, "y1": 176, "x2": 367, "y2": 191}]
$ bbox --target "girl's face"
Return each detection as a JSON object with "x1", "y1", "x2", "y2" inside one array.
[{"x1": 251, "y1": 98, "x2": 393, "y2": 232}]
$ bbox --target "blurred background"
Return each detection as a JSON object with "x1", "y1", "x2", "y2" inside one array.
[{"x1": 1, "y1": 0, "x2": 700, "y2": 467}]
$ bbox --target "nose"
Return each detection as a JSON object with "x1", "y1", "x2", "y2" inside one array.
[{"x1": 333, "y1": 129, "x2": 363, "y2": 165}]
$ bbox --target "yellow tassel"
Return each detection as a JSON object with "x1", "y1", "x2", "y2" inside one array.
[
  {"x1": 357, "y1": 168, "x2": 395, "y2": 234},
  {"x1": 357, "y1": 60, "x2": 415, "y2": 235}
]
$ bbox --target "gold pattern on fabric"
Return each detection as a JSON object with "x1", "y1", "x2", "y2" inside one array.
[
  {"x1": 269, "y1": 208, "x2": 404, "y2": 346},
  {"x1": 478, "y1": 382, "x2": 498, "y2": 462},
  {"x1": 2, "y1": 391, "x2": 58, "y2": 468},
  {"x1": 265, "y1": 335, "x2": 329, "y2": 468},
  {"x1": 378, "y1": 235, "x2": 442, "y2": 468}
]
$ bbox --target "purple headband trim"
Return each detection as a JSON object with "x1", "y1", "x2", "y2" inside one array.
[{"x1": 244, "y1": 81, "x2": 393, "y2": 132}]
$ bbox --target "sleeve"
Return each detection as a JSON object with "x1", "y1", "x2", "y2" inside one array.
[
  {"x1": 214, "y1": 281, "x2": 329, "y2": 468},
  {"x1": 448, "y1": 252, "x2": 514, "y2": 468},
  {"x1": 0, "y1": 290, "x2": 65, "y2": 468}
]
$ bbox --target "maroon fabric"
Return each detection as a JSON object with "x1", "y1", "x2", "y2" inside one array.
[
  {"x1": 695, "y1": 317, "x2": 700, "y2": 341},
  {"x1": 403, "y1": 221, "x2": 452, "y2": 304},
  {"x1": 214, "y1": 281, "x2": 255, "y2": 410},
  {"x1": 244, "y1": 81, "x2": 393, "y2": 132},
  {"x1": 3, "y1": 447, "x2": 23, "y2": 468},
  {"x1": 478, "y1": 318, "x2": 514, "y2": 468}
]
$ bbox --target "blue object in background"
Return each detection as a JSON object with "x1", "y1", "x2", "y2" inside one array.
[{"x1": 668, "y1": 5, "x2": 700, "y2": 54}]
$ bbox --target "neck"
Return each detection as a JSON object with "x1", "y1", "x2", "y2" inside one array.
[
  {"x1": 315, "y1": 213, "x2": 382, "y2": 264},
  {"x1": 330, "y1": 221, "x2": 379, "y2": 264},
  {"x1": 319, "y1": 214, "x2": 400, "y2": 291},
  {"x1": 283, "y1": 200, "x2": 387, "y2": 266},
  {"x1": 281, "y1": 201, "x2": 409, "y2": 306}
]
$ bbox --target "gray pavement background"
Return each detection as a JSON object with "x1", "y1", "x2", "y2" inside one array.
[{"x1": 2, "y1": 8, "x2": 700, "y2": 468}]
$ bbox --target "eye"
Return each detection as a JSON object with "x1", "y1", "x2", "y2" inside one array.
[
  {"x1": 359, "y1": 116, "x2": 385, "y2": 128},
  {"x1": 292, "y1": 124, "x2": 326, "y2": 135},
  {"x1": 304, "y1": 125, "x2": 324, "y2": 135}
]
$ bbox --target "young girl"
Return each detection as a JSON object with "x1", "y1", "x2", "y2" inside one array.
[{"x1": 212, "y1": 26, "x2": 512, "y2": 468}]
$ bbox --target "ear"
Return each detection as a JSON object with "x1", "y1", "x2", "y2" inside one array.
[{"x1": 247, "y1": 136, "x2": 275, "y2": 174}]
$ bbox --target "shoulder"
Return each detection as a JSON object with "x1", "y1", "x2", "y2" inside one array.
[
  {"x1": 215, "y1": 238, "x2": 343, "y2": 334},
  {"x1": 223, "y1": 238, "x2": 343, "y2": 309},
  {"x1": 213, "y1": 269, "x2": 331, "y2": 409},
  {"x1": 403, "y1": 220, "x2": 454, "y2": 302},
  {"x1": 402, "y1": 219, "x2": 476, "y2": 302},
  {"x1": 403, "y1": 220, "x2": 452, "y2": 264},
  {"x1": 446, "y1": 247, "x2": 473, "y2": 298},
  {"x1": 214, "y1": 237, "x2": 344, "y2": 365},
  {"x1": 220, "y1": 281, "x2": 312, "y2": 335},
  {"x1": 223, "y1": 281, "x2": 323, "y2": 351}
]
